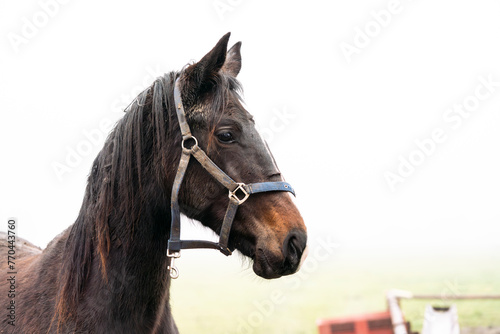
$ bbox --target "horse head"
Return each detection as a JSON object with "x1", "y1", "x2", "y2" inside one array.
[{"x1": 175, "y1": 33, "x2": 307, "y2": 279}]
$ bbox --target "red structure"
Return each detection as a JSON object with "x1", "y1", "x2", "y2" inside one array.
[
  {"x1": 317, "y1": 311, "x2": 396, "y2": 334},
  {"x1": 317, "y1": 290, "x2": 500, "y2": 334}
]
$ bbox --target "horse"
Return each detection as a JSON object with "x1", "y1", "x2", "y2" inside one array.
[{"x1": 0, "y1": 32, "x2": 307, "y2": 333}]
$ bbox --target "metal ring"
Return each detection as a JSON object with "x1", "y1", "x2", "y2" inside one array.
[
  {"x1": 169, "y1": 266, "x2": 179, "y2": 279},
  {"x1": 181, "y1": 136, "x2": 198, "y2": 153}
]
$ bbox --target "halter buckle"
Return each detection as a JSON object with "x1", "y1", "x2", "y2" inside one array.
[{"x1": 229, "y1": 183, "x2": 250, "y2": 205}]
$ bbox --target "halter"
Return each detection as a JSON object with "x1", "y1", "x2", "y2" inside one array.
[{"x1": 167, "y1": 78, "x2": 296, "y2": 278}]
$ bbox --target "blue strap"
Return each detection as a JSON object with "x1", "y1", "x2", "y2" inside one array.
[{"x1": 244, "y1": 181, "x2": 295, "y2": 197}]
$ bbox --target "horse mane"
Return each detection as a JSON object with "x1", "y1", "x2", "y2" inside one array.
[
  {"x1": 55, "y1": 72, "x2": 178, "y2": 324},
  {"x1": 53, "y1": 68, "x2": 243, "y2": 326}
]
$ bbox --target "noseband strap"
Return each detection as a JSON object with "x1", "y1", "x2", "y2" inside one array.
[{"x1": 167, "y1": 78, "x2": 295, "y2": 278}]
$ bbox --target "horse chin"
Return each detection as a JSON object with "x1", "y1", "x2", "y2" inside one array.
[
  {"x1": 252, "y1": 262, "x2": 283, "y2": 280},
  {"x1": 251, "y1": 248, "x2": 294, "y2": 280},
  {"x1": 231, "y1": 241, "x2": 283, "y2": 279}
]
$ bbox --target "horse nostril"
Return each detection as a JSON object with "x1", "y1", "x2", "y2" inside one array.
[
  {"x1": 283, "y1": 230, "x2": 307, "y2": 269},
  {"x1": 287, "y1": 237, "x2": 300, "y2": 262}
]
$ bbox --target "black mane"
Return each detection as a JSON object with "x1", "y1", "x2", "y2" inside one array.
[{"x1": 56, "y1": 72, "x2": 179, "y2": 321}]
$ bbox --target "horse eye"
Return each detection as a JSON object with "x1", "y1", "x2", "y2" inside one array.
[{"x1": 217, "y1": 132, "x2": 234, "y2": 143}]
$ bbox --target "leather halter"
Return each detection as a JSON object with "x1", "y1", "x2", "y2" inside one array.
[{"x1": 167, "y1": 78, "x2": 296, "y2": 278}]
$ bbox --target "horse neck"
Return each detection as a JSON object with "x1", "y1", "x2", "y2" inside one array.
[
  {"x1": 99, "y1": 173, "x2": 175, "y2": 325},
  {"x1": 58, "y1": 125, "x2": 179, "y2": 330}
]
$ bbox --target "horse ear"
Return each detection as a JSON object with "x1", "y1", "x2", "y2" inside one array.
[
  {"x1": 181, "y1": 32, "x2": 230, "y2": 96},
  {"x1": 221, "y1": 42, "x2": 242, "y2": 77}
]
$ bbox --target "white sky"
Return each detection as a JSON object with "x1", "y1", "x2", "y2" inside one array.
[{"x1": 1, "y1": 0, "x2": 499, "y2": 258}]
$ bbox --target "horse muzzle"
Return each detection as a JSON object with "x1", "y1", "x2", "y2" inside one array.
[{"x1": 252, "y1": 229, "x2": 308, "y2": 279}]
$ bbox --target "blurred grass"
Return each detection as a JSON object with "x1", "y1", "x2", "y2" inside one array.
[{"x1": 170, "y1": 247, "x2": 500, "y2": 333}]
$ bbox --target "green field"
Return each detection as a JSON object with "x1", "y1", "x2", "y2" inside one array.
[{"x1": 170, "y1": 247, "x2": 500, "y2": 333}]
